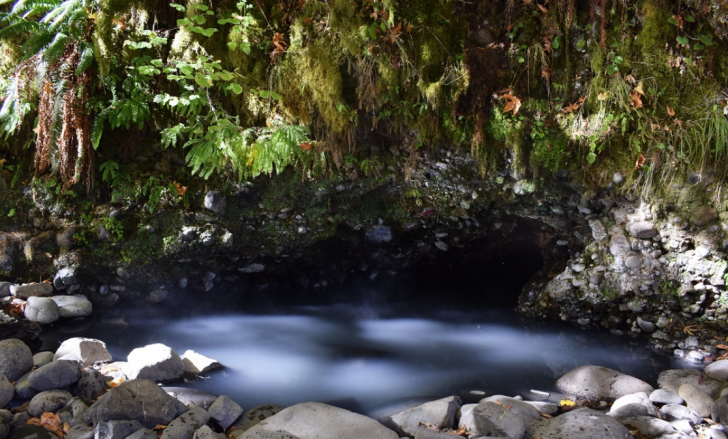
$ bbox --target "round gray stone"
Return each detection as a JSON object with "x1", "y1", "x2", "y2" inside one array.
[
  {"x1": 0, "y1": 339, "x2": 34, "y2": 381},
  {"x1": 160, "y1": 405, "x2": 210, "y2": 439},
  {"x1": 556, "y1": 365, "x2": 654, "y2": 401},
  {"x1": 24, "y1": 296, "x2": 60, "y2": 325},
  {"x1": 0, "y1": 374, "x2": 13, "y2": 409},
  {"x1": 28, "y1": 360, "x2": 82, "y2": 391},
  {"x1": 28, "y1": 390, "x2": 73, "y2": 417},
  {"x1": 49, "y1": 295, "x2": 92, "y2": 318},
  {"x1": 528, "y1": 408, "x2": 633, "y2": 439},
  {"x1": 649, "y1": 389, "x2": 684, "y2": 405}
]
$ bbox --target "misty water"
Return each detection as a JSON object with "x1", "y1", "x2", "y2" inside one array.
[{"x1": 38, "y1": 281, "x2": 681, "y2": 417}]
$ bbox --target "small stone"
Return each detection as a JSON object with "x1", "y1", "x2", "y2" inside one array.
[
  {"x1": 613, "y1": 172, "x2": 625, "y2": 185},
  {"x1": 636, "y1": 317, "x2": 655, "y2": 333},
  {"x1": 625, "y1": 255, "x2": 643, "y2": 269},
  {"x1": 629, "y1": 222, "x2": 657, "y2": 239},
  {"x1": 116, "y1": 267, "x2": 131, "y2": 280},
  {"x1": 204, "y1": 191, "x2": 226, "y2": 214},
  {"x1": 238, "y1": 264, "x2": 265, "y2": 274},
  {"x1": 208, "y1": 395, "x2": 243, "y2": 429},
  {"x1": 28, "y1": 360, "x2": 82, "y2": 391},
  {"x1": 649, "y1": 389, "x2": 683, "y2": 405},
  {"x1": 147, "y1": 289, "x2": 168, "y2": 303},
  {"x1": 28, "y1": 390, "x2": 73, "y2": 416},
  {"x1": 55, "y1": 338, "x2": 112, "y2": 366},
  {"x1": 660, "y1": 404, "x2": 702, "y2": 424},
  {"x1": 0, "y1": 339, "x2": 34, "y2": 381},
  {"x1": 50, "y1": 295, "x2": 92, "y2": 318},
  {"x1": 33, "y1": 352, "x2": 55, "y2": 367}
]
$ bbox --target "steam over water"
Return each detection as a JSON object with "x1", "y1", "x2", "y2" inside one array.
[{"x1": 41, "y1": 296, "x2": 678, "y2": 415}]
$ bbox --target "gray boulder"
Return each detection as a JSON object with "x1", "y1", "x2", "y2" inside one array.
[
  {"x1": 13, "y1": 371, "x2": 37, "y2": 400},
  {"x1": 390, "y1": 396, "x2": 460, "y2": 437},
  {"x1": 33, "y1": 352, "x2": 55, "y2": 368},
  {"x1": 706, "y1": 360, "x2": 728, "y2": 381},
  {"x1": 240, "y1": 402, "x2": 399, "y2": 439},
  {"x1": 607, "y1": 392, "x2": 656, "y2": 417},
  {"x1": 161, "y1": 406, "x2": 211, "y2": 439},
  {"x1": 194, "y1": 425, "x2": 225, "y2": 439},
  {"x1": 24, "y1": 296, "x2": 60, "y2": 324},
  {"x1": 628, "y1": 221, "x2": 657, "y2": 239},
  {"x1": 0, "y1": 374, "x2": 13, "y2": 409},
  {"x1": 181, "y1": 350, "x2": 222, "y2": 375},
  {"x1": 712, "y1": 395, "x2": 728, "y2": 424},
  {"x1": 58, "y1": 397, "x2": 88, "y2": 427},
  {"x1": 481, "y1": 395, "x2": 542, "y2": 426},
  {"x1": 94, "y1": 420, "x2": 145, "y2": 439},
  {"x1": 84, "y1": 379, "x2": 187, "y2": 428},
  {"x1": 0, "y1": 282, "x2": 10, "y2": 297},
  {"x1": 232, "y1": 405, "x2": 284, "y2": 432},
  {"x1": 28, "y1": 360, "x2": 82, "y2": 391},
  {"x1": 208, "y1": 395, "x2": 243, "y2": 429},
  {"x1": 617, "y1": 416, "x2": 685, "y2": 438},
  {"x1": 53, "y1": 268, "x2": 78, "y2": 290},
  {"x1": 124, "y1": 344, "x2": 184, "y2": 382},
  {"x1": 457, "y1": 402, "x2": 525, "y2": 439},
  {"x1": 7, "y1": 424, "x2": 58, "y2": 439},
  {"x1": 163, "y1": 387, "x2": 218, "y2": 409},
  {"x1": 528, "y1": 408, "x2": 632, "y2": 439},
  {"x1": 678, "y1": 383, "x2": 713, "y2": 417},
  {"x1": 660, "y1": 404, "x2": 703, "y2": 424},
  {"x1": 412, "y1": 430, "x2": 458, "y2": 439},
  {"x1": 649, "y1": 389, "x2": 684, "y2": 405},
  {"x1": 28, "y1": 390, "x2": 73, "y2": 416},
  {"x1": 0, "y1": 339, "x2": 33, "y2": 381},
  {"x1": 75, "y1": 369, "x2": 109, "y2": 404},
  {"x1": 658, "y1": 369, "x2": 727, "y2": 398},
  {"x1": 556, "y1": 365, "x2": 654, "y2": 401},
  {"x1": 10, "y1": 283, "x2": 53, "y2": 299},
  {"x1": 204, "y1": 191, "x2": 226, "y2": 214},
  {"x1": 54, "y1": 338, "x2": 112, "y2": 367},
  {"x1": 126, "y1": 429, "x2": 158, "y2": 439},
  {"x1": 50, "y1": 295, "x2": 92, "y2": 318}
]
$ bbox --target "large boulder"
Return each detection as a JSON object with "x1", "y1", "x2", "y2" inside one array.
[
  {"x1": 50, "y1": 295, "x2": 92, "y2": 318},
  {"x1": 28, "y1": 360, "x2": 82, "y2": 391},
  {"x1": 84, "y1": 379, "x2": 187, "y2": 428},
  {"x1": 231, "y1": 405, "x2": 284, "y2": 433},
  {"x1": 480, "y1": 395, "x2": 543, "y2": 426},
  {"x1": 124, "y1": 344, "x2": 184, "y2": 382},
  {"x1": 658, "y1": 369, "x2": 728, "y2": 398},
  {"x1": 528, "y1": 408, "x2": 633, "y2": 439},
  {"x1": 390, "y1": 396, "x2": 460, "y2": 437},
  {"x1": 705, "y1": 360, "x2": 728, "y2": 381},
  {"x1": 241, "y1": 402, "x2": 399, "y2": 439},
  {"x1": 457, "y1": 402, "x2": 525, "y2": 439},
  {"x1": 181, "y1": 350, "x2": 222, "y2": 375},
  {"x1": 28, "y1": 390, "x2": 73, "y2": 417},
  {"x1": 208, "y1": 395, "x2": 243, "y2": 429},
  {"x1": 10, "y1": 283, "x2": 53, "y2": 299},
  {"x1": 161, "y1": 406, "x2": 210, "y2": 439},
  {"x1": 24, "y1": 297, "x2": 60, "y2": 325},
  {"x1": 0, "y1": 339, "x2": 34, "y2": 381},
  {"x1": 556, "y1": 365, "x2": 653, "y2": 401},
  {"x1": 54, "y1": 338, "x2": 112, "y2": 366}
]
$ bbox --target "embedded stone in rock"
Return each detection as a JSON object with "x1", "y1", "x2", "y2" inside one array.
[
  {"x1": 658, "y1": 369, "x2": 728, "y2": 398},
  {"x1": 232, "y1": 405, "x2": 284, "y2": 432},
  {"x1": 24, "y1": 296, "x2": 60, "y2": 324},
  {"x1": 28, "y1": 360, "x2": 82, "y2": 391},
  {"x1": 556, "y1": 365, "x2": 654, "y2": 401},
  {"x1": 609, "y1": 229, "x2": 631, "y2": 257},
  {"x1": 50, "y1": 295, "x2": 92, "y2": 318},
  {"x1": 617, "y1": 416, "x2": 684, "y2": 438},
  {"x1": 607, "y1": 392, "x2": 656, "y2": 417},
  {"x1": 53, "y1": 267, "x2": 78, "y2": 290},
  {"x1": 160, "y1": 406, "x2": 211, "y2": 439},
  {"x1": 182, "y1": 350, "x2": 222, "y2": 374},
  {"x1": 457, "y1": 402, "x2": 525, "y2": 439},
  {"x1": 528, "y1": 408, "x2": 632, "y2": 439},
  {"x1": 628, "y1": 222, "x2": 657, "y2": 239},
  {"x1": 649, "y1": 389, "x2": 683, "y2": 405},
  {"x1": 208, "y1": 395, "x2": 243, "y2": 429},
  {"x1": 0, "y1": 373, "x2": 13, "y2": 409},
  {"x1": 240, "y1": 402, "x2": 399, "y2": 439},
  {"x1": 10, "y1": 283, "x2": 53, "y2": 299},
  {"x1": 205, "y1": 191, "x2": 226, "y2": 214},
  {"x1": 660, "y1": 404, "x2": 702, "y2": 425},
  {"x1": 678, "y1": 383, "x2": 713, "y2": 417},
  {"x1": 124, "y1": 344, "x2": 184, "y2": 381},
  {"x1": 625, "y1": 255, "x2": 643, "y2": 269},
  {"x1": 28, "y1": 390, "x2": 73, "y2": 417},
  {"x1": 75, "y1": 369, "x2": 110, "y2": 404},
  {"x1": 366, "y1": 225, "x2": 392, "y2": 243},
  {"x1": 480, "y1": 395, "x2": 542, "y2": 426},
  {"x1": 0, "y1": 339, "x2": 34, "y2": 381},
  {"x1": 55, "y1": 338, "x2": 112, "y2": 367},
  {"x1": 84, "y1": 379, "x2": 187, "y2": 428},
  {"x1": 705, "y1": 360, "x2": 728, "y2": 381},
  {"x1": 95, "y1": 419, "x2": 145, "y2": 439},
  {"x1": 390, "y1": 395, "x2": 460, "y2": 437},
  {"x1": 691, "y1": 206, "x2": 719, "y2": 227}
]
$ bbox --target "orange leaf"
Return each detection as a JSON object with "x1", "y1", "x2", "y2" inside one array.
[
  {"x1": 174, "y1": 182, "x2": 187, "y2": 196},
  {"x1": 666, "y1": 106, "x2": 675, "y2": 117},
  {"x1": 635, "y1": 154, "x2": 645, "y2": 170},
  {"x1": 502, "y1": 92, "x2": 522, "y2": 115},
  {"x1": 674, "y1": 119, "x2": 682, "y2": 127},
  {"x1": 450, "y1": 424, "x2": 470, "y2": 436},
  {"x1": 504, "y1": 404, "x2": 512, "y2": 410},
  {"x1": 300, "y1": 142, "x2": 312, "y2": 151},
  {"x1": 630, "y1": 92, "x2": 643, "y2": 109},
  {"x1": 27, "y1": 412, "x2": 64, "y2": 437},
  {"x1": 716, "y1": 344, "x2": 728, "y2": 350},
  {"x1": 536, "y1": 4, "x2": 548, "y2": 13},
  {"x1": 541, "y1": 67, "x2": 552, "y2": 81},
  {"x1": 153, "y1": 425, "x2": 168, "y2": 431}
]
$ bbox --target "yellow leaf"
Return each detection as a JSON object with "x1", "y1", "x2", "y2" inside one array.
[
  {"x1": 634, "y1": 81, "x2": 645, "y2": 95},
  {"x1": 597, "y1": 91, "x2": 610, "y2": 101},
  {"x1": 536, "y1": 4, "x2": 548, "y2": 13},
  {"x1": 667, "y1": 106, "x2": 675, "y2": 117},
  {"x1": 559, "y1": 399, "x2": 576, "y2": 407}
]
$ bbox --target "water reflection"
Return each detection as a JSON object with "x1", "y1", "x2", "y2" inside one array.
[{"x1": 42, "y1": 303, "x2": 676, "y2": 415}]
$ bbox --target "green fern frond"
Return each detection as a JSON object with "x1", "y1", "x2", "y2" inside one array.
[
  {"x1": 0, "y1": 78, "x2": 26, "y2": 136},
  {"x1": 0, "y1": 20, "x2": 40, "y2": 39},
  {"x1": 19, "y1": 30, "x2": 53, "y2": 59},
  {"x1": 47, "y1": 78, "x2": 69, "y2": 150},
  {"x1": 75, "y1": 42, "x2": 93, "y2": 75},
  {"x1": 43, "y1": 31, "x2": 68, "y2": 63}
]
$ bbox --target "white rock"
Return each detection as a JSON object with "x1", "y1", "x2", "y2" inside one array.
[{"x1": 181, "y1": 350, "x2": 222, "y2": 374}]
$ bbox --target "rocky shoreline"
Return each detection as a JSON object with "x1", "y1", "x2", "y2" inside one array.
[{"x1": 1, "y1": 336, "x2": 728, "y2": 439}]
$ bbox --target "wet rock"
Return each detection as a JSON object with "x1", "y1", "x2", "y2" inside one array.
[
  {"x1": 390, "y1": 396, "x2": 460, "y2": 437},
  {"x1": 0, "y1": 339, "x2": 34, "y2": 381},
  {"x1": 124, "y1": 344, "x2": 184, "y2": 382},
  {"x1": 366, "y1": 225, "x2": 392, "y2": 243},
  {"x1": 240, "y1": 402, "x2": 399, "y2": 439},
  {"x1": 161, "y1": 406, "x2": 211, "y2": 439},
  {"x1": 66, "y1": 424, "x2": 94, "y2": 439},
  {"x1": 458, "y1": 402, "x2": 525, "y2": 439},
  {"x1": 0, "y1": 374, "x2": 13, "y2": 409},
  {"x1": 705, "y1": 360, "x2": 728, "y2": 381},
  {"x1": 14, "y1": 371, "x2": 37, "y2": 400},
  {"x1": 607, "y1": 392, "x2": 656, "y2": 417},
  {"x1": 7, "y1": 424, "x2": 58, "y2": 439},
  {"x1": 147, "y1": 289, "x2": 168, "y2": 303},
  {"x1": 678, "y1": 383, "x2": 713, "y2": 417},
  {"x1": 33, "y1": 352, "x2": 54, "y2": 367},
  {"x1": 126, "y1": 428, "x2": 158, "y2": 439},
  {"x1": 58, "y1": 397, "x2": 88, "y2": 427},
  {"x1": 28, "y1": 360, "x2": 82, "y2": 391},
  {"x1": 28, "y1": 390, "x2": 73, "y2": 416},
  {"x1": 55, "y1": 338, "x2": 112, "y2": 367},
  {"x1": 181, "y1": 350, "x2": 222, "y2": 375},
  {"x1": 481, "y1": 395, "x2": 542, "y2": 426},
  {"x1": 116, "y1": 267, "x2": 131, "y2": 281},
  {"x1": 649, "y1": 389, "x2": 683, "y2": 405},
  {"x1": 556, "y1": 365, "x2": 654, "y2": 401},
  {"x1": 205, "y1": 191, "x2": 226, "y2": 214},
  {"x1": 95, "y1": 420, "x2": 145, "y2": 439},
  {"x1": 528, "y1": 408, "x2": 632, "y2": 439},
  {"x1": 629, "y1": 222, "x2": 657, "y2": 239},
  {"x1": 10, "y1": 283, "x2": 53, "y2": 299},
  {"x1": 50, "y1": 295, "x2": 92, "y2": 318},
  {"x1": 75, "y1": 369, "x2": 109, "y2": 404},
  {"x1": 658, "y1": 369, "x2": 728, "y2": 398},
  {"x1": 98, "y1": 225, "x2": 110, "y2": 242},
  {"x1": 231, "y1": 405, "x2": 284, "y2": 432},
  {"x1": 53, "y1": 268, "x2": 78, "y2": 290},
  {"x1": 617, "y1": 416, "x2": 684, "y2": 438},
  {"x1": 84, "y1": 379, "x2": 187, "y2": 428},
  {"x1": 24, "y1": 297, "x2": 60, "y2": 324},
  {"x1": 163, "y1": 387, "x2": 218, "y2": 410},
  {"x1": 208, "y1": 395, "x2": 243, "y2": 429},
  {"x1": 238, "y1": 264, "x2": 265, "y2": 274},
  {"x1": 660, "y1": 404, "x2": 702, "y2": 424}
]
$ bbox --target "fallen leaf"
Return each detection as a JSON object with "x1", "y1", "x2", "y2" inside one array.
[
  {"x1": 716, "y1": 344, "x2": 728, "y2": 350},
  {"x1": 630, "y1": 92, "x2": 643, "y2": 109},
  {"x1": 541, "y1": 67, "x2": 552, "y2": 81},
  {"x1": 450, "y1": 424, "x2": 470, "y2": 436},
  {"x1": 174, "y1": 182, "x2": 187, "y2": 196},
  {"x1": 559, "y1": 399, "x2": 576, "y2": 408},
  {"x1": 504, "y1": 404, "x2": 512, "y2": 410},
  {"x1": 674, "y1": 119, "x2": 682, "y2": 127},
  {"x1": 540, "y1": 413, "x2": 553, "y2": 418},
  {"x1": 153, "y1": 425, "x2": 168, "y2": 431},
  {"x1": 635, "y1": 154, "x2": 645, "y2": 170},
  {"x1": 666, "y1": 106, "x2": 675, "y2": 116},
  {"x1": 597, "y1": 91, "x2": 610, "y2": 101},
  {"x1": 536, "y1": 4, "x2": 548, "y2": 13},
  {"x1": 500, "y1": 90, "x2": 522, "y2": 115},
  {"x1": 625, "y1": 74, "x2": 637, "y2": 84},
  {"x1": 634, "y1": 81, "x2": 645, "y2": 95},
  {"x1": 300, "y1": 142, "x2": 312, "y2": 151},
  {"x1": 27, "y1": 412, "x2": 64, "y2": 437},
  {"x1": 418, "y1": 421, "x2": 440, "y2": 431},
  {"x1": 12, "y1": 401, "x2": 30, "y2": 414}
]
